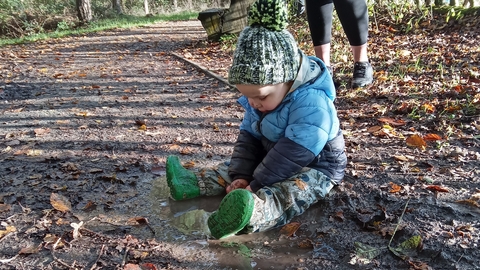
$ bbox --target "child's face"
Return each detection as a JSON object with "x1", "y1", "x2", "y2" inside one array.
[{"x1": 236, "y1": 83, "x2": 290, "y2": 113}]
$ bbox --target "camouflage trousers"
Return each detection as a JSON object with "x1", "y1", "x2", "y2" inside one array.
[{"x1": 196, "y1": 162, "x2": 334, "y2": 233}]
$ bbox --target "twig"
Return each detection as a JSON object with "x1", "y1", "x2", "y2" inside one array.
[
  {"x1": 89, "y1": 244, "x2": 105, "y2": 270},
  {"x1": 51, "y1": 237, "x2": 76, "y2": 269},
  {"x1": 121, "y1": 247, "x2": 129, "y2": 267},
  {"x1": 388, "y1": 197, "x2": 411, "y2": 248},
  {"x1": 0, "y1": 254, "x2": 19, "y2": 264}
]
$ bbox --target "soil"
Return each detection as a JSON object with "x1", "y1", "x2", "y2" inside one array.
[{"x1": 1, "y1": 20, "x2": 479, "y2": 270}]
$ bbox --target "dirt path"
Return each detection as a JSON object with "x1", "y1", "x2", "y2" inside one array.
[{"x1": 1, "y1": 20, "x2": 480, "y2": 269}]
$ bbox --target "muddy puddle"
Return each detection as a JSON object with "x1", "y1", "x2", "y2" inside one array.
[{"x1": 74, "y1": 175, "x2": 321, "y2": 269}]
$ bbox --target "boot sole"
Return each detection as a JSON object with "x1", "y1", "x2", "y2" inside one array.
[{"x1": 208, "y1": 189, "x2": 254, "y2": 239}]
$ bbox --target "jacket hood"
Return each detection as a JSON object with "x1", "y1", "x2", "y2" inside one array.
[{"x1": 288, "y1": 52, "x2": 336, "y2": 102}]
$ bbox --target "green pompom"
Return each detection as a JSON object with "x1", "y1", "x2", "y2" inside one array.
[{"x1": 248, "y1": 0, "x2": 288, "y2": 31}]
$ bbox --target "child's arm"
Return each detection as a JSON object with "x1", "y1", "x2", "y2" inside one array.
[{"x1": 228, "y1": 130, "x2": 265, "y2": 182}]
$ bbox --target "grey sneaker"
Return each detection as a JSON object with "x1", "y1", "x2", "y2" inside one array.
[{"x1": 352, "y1": 62, "x2": 373, "y2": 88}]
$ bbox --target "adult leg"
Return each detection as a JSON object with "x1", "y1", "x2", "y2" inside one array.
[
  {"x1": 305, "y1": 0, "x2": 334, "y2": 66},
  {"x1": 333, "y1": 0, "x2": 373, "y2": 87},
  {"x1": 333, "y1": 0, "x2": 369, "y2": 62}
]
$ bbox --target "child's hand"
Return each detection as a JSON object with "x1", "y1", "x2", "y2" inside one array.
[
  {"x1": 245, "y1": 185, "x2": 252, "y2": 192},
  {"x1": 226, "y1": 179, "x2": 249, "y2": 193}
]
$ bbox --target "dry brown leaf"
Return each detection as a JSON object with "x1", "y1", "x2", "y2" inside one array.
[
  {"x1": 180, "y1": 147, "x2": 192, "y2": 155},
  {"x1": 389, "y1": 182, "x2": 402, "y2": 193},
  {"x1": 295, "y1": 178, "x2": 308, "y2": 190},
  {"x1": 127, "y1": 216, "x2": 149, "y2": 225},
  {"x1": 330, "y1": 211, "x2": 345, "y2": 222},
  {"x1": 19, "y1": 244, "x2": 41, "y2": 254},
  {"x1": 426, "y1": 185, "x2": 449, "y2": 193},
  {"x1": 423, "y1": 134, "x2": 442, "y2": 141},
  {"x1": 279, "y1": 222, "x2": 301, "y2": 237},
  {"x1": 0, "y1": 225, "x2": 16, "y2": 238},
  {"x1": 50, "y1": 193, "x2": 72, "y2": 212},
  {"x1": 34, "y1": 128, "x2": 50, "y2": 136},
  {"x1": 367, "y1": 125, "x2": 382, "y2": 133},
  {"x1": 456, "y1": 199, "x2": 480, "y2": 208},
  {"x1": 378, "y1": 117, "x2": 406, "y2": 126},
  {"x1": 298, "y1": 239, "x2": 314, "y2": 249},
  {"x1": 183, "y1": 161, "x2": 195, "y2": 169},
  {"x1": 406, "y1": 134, "x2": 427, "y2": 149},
  {"x1": 0, "y1": 203, "x2": 12, "y2": 213}
]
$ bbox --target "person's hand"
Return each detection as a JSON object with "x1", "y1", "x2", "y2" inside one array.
[
  {"x1": 226, "y1": 179, "x2": 249, "y2": 193},
  {"x1": 245, "y1": 185, "x2": 252, "y2": 192}
]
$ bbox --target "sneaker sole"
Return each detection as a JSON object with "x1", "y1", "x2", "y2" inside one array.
[
  {"x1": 166, "y1": 155, "x2": 200, "y2": 200},
  {"x1": 208, "y1": 189, "x2": 254, "y2": 239}
]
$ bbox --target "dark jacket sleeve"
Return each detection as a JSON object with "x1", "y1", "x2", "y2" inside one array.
[
  {"x1": 228, "y1": 130, "x2": 266, "y2": 182},
  {"x1": 249, "y1": 137, "x2": 315, "y2": 192}
]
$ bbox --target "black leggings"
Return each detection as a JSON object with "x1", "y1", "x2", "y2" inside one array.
[{"x1": 305, "y1": 0, "x2": 369, "y2": 46}]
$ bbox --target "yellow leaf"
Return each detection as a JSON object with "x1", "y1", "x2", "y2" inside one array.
[
  {"x1": 406, "y1": 134, "x2": 427, "y2": 150},
  {"x1": 295, "y1": 178, "x2": 308, "y2": 190},
  {"x1": 50, "y1": 193, "x2": 72, "y2": 213},
  {"x1": 0, "y1": 225, "x2": 16, "y2": 238},
  {"x1": 394, "y1": 155, "x2": 409, "y2": 162}
]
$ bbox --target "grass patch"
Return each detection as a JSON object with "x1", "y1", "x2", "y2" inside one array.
[{"x1": 0, "y1": 11, "x2": 198, "y2": 47}]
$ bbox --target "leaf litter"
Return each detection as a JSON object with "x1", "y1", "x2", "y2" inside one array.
[{"x1": 1, "y1": 11, "x2": 480, "y2": 269}]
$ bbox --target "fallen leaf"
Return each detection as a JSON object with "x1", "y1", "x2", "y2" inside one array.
[
  {"x1": 34, "y1": 128, "x2": 50, "y2": 136},
  {"x1": 140, "y1": 263, "x2": 157, "y2": 270},
  {"x1": 394, "y1": 155, "x2": 409, "y2": 162},
  {"x1": 354, "y1": 242, "x2": 382, "y2": 261},
  {"x1": 389, "y1": 182, "x2": 402, "y2": 193},
  {"x1": 406, "y1": 134, "x2": 427, "y2": 149},
  {"x1": 330, "y1": 211, "x2": 345, "y2": 222},
  {"x1": 295, "y1": 178, "x2": 308, "y2": 190},
  {"x1": 50, "y1": 193, "x2": 72, "y2": 213},
  {"x1": 298, "y1": 239, "x2": 314, "y2": 249},
  {"x1": 0, "y1": 225, "x2": 16, "y2": 238},
  {"x1": 0, "y1": 203, "x2": 11, "y2": 213},
  {"x1": 425, "y1": 185, "x2": 449, "y2": 193},
  {"x1": 378, "y1": 117, "x2": 406, "y2": 126},
  {"x1": 423, "y1": 134, "x2": 442, "y2": 141},
  {"x1": 127, "y1": 217, "x2": 149, "y2": 225},
  {"x1": 183, "y1": 161, "x2": 195, "y2": 169},
  {"x1": 19, "y1": 244, "x2": 41, "y2": 254},
  {"x1": 279, "y1": 222, "x2": 301, "y2": 237},
  {"x1": 124, "y1": 264, "x2": 142, "y2": 270},
  {"x1": 367, "y1": 125, "x2": 382, "y2": 133},
  {"x1": 456, "y1": 199, "x2": 479, "y2": 208},
  {"x1": 388, "y1": 235, "x2": 422, "y2": 260}
]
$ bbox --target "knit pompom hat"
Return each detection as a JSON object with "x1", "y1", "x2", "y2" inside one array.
[{"x1": 228, "y1": 0, "x2": 300, "y2": 85}]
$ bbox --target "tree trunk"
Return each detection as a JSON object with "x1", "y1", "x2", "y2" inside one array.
[
  {"x1": 434, "y1": 0, "x2": 443, "y2": 6},
  {"x1": 76, "y1": 0, "x2": 92, "y2": 23},
  {"x1": 144, "y1": 0, "x2": 149, "y2": 14},
  {"x1": 172, "y1": 0, "x2": 178, "y2": 11},
  {"x1": 449, "y1": 0, "x2": 456, "y2": 5},
  {"x1": 112, "y1": 0, "x2": 124, "y2": 14}
]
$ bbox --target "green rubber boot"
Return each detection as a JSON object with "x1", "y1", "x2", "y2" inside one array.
[
  {"x1": 208, "y1": 189, "x2": 254, "y2": 239},
  {"x1": 166, "y1": 155, "x2": 200, "y2": 201}
]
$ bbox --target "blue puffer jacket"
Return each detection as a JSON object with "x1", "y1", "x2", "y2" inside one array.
[{"x1": 228, "y1": 53, "x2": 347, "y2": 192}]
